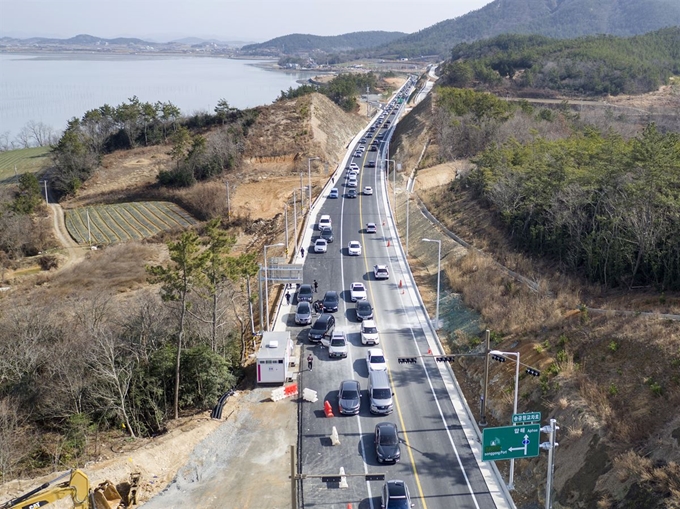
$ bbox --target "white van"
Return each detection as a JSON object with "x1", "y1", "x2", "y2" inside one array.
[{"x1": 368, "y1": 370, "x2": 393, "y2": 415}]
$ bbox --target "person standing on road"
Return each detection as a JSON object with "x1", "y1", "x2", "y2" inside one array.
[
  {"x1": 300, "y1": 247, "x2": 305, "y2": 258},
  {"x1": 285, "y1": 291, "x2": 291, "y2": 305},
  {"x1": 313, "y1": 279, "x2": 318, "y2": 293},
  {"x1": 307, "y1": 354, "x2": 313, "y2": 371}
]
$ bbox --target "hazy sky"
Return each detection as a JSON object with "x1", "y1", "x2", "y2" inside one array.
[{"x1": 0, "y1": 0, "x2": 493, "y2": 43}]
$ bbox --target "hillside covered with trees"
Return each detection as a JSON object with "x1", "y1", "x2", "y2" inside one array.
[
  {"x1": 354, "y1": 0, "x2": 680, "y2": 59},
  {"x1": 240, "y1": 30, "x2": 405, "y2": 56},
  {"x1": 441, "y1": 27, "x2": 680, "y2": 96}
]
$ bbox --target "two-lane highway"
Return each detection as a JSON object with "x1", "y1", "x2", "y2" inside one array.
[{"x1": 282, "y1": 83, "x2": 511, "y2": 509}]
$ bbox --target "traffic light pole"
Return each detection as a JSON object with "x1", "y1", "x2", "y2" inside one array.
[{"x1": 480, "y1": 329, "x2": 491, "y2": 427}]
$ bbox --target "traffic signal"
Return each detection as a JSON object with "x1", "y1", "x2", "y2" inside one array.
[
  {"x1": 491, "y1": 354, "x2": 506, "y2": 362},
  {"x1": 526, "y1": 367, "x2": 541, "y2": 377},
  {"x1": 435, "y1": 356, "x2": 455, "y2": 362},
  {"x1": 365, "y1": 474, "x2": 385, "y2": 481},
  {"x1": 321, "y1": 476, "x2": 341, "y2": 483},
  {"x1": 398, "y1": 357, "x2": 418, "y2": 364}
]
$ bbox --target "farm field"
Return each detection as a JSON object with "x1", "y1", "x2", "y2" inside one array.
[
  {"x1": 64, "y1": 201, "x2": 198, "y2": 245},
  {"x1": 0, "y1": 146, "x2": 51, "y2": 184}
]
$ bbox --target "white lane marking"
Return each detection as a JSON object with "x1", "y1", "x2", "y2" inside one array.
[
  {"x1": 339, "y1": 163, "x2": 374, "y2": 509},
  {"x1": 373, "y1": 161, "x2": 483, "y2": 509}
]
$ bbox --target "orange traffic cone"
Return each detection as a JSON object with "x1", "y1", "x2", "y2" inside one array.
[
  {"x1": 427, "y1": 349, "x2": 432, "y2": 355},
  {"x1": 399, "y1": 280, "x2": 403, "y2": 288},
  {"x1": 387, "y1": 240, "x2": 391, "y2": 247},
  {"x1": 324, "y1": 400, "x2": 334, "y2": 418}
]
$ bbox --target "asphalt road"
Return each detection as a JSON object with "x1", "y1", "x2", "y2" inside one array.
[{"x1": 281, "y1": 85, "x2": 511, "y2": 509}]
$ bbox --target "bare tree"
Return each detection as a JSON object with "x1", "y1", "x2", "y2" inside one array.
[
  {"x1": 14, "y1": 126, "x2": 32, "y2": 149},
  {"x1": 0, "y1": 131, "x2": 14, "y2": 152},
  {"x1": 89, "y1": 328, "x2": 138, "y2": 438},
  {"x1": 26, "y1": 120, "x2": 57, "y2": 147},
  {"x1": 0, "y1": 398, "x2": 30, "y2": 483}
]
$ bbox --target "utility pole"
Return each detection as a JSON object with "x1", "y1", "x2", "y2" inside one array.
[
  {"x1": 225, "y1": 181, "x2": 231, "y2": 219},
  {"x1": 299, "y1": 172, "x2": 304, "y2": 211},
  {"x1": 406, "y1": 190, "x2": 410, "y2": 256},
  {"x1": 86, "y1": 209, "x2": 92, "y2": 247}
]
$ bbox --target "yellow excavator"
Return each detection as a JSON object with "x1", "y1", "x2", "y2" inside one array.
[{"x1": 1, "y1": 469, "x2": 139, "y2": 509}]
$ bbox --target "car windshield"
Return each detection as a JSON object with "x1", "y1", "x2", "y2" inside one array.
[
  {"x1": 311, "y1": 321, "x2": 326, "y2": 331},
  {"x1": 299, "y1": 287, "x2": 312, "y2": 297},
  {"x1": 370, "y1": 355, "x2": 385, "y2": 364},
  {"x1": 373, "y1": 388, "x2": 391, "y2": 399},
  {"x1": 380, "y1": 431, "x2": 398, "y2": 445},
  {"x1": 363, "y1": 326, "x2": 377, "y2": 334},
  {"x1": 297, "y1": 303, "x2": 310, "y2": 313},
  {"x1": 331, "y1": 338, "x2": 345, "y2": 346},
  {"x1": 342, "y1": 390, "x2": 358, "y2": 399}
]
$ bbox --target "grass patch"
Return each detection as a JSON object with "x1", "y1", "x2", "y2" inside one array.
[{"x1": 0, "y1": 147, "x2": 51, "y2": 185}]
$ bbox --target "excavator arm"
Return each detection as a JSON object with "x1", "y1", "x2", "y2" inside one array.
[
  {"x1": 1, "y1": 469, "x2": 92, "y2": 509},
  {"x1": 1, "y1": 468, "x2": 138, "y2": 509}
]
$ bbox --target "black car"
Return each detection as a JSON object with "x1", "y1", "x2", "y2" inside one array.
[
  {"x1": 322, "y1": 291, "x2": 339, "y2": 312},
  {"x1": 320, "y1": 228, "x2": 334, "y2": 243},
  {"x1": 308, "y1": 314, "x2": 335, "y2": 342},
  {"x1": 355, "y1": 300, "x2": 374, "y2": 321},
  {"x1": 297, "y1": 284, "x2": 314, "y2": 303},
  {"x1": 381, "y1": 480, "x2": 412, "y2": 508},
  {"x1": 365, "y1": 160, "x2": 376, "y2": 168},
  {"x1": 370, "y1": 146, "x2": 377, "y2": 152},
  {"x1": 375, "y1": 422, "x2": 401, "y2": 463},
  {"x1": 347, "y1": 188, "x2": 358, "y2": 198}
]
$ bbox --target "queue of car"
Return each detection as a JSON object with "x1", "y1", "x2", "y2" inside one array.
[{"x1": 295, "y1": 81, "x2": 417, "y2": 505}]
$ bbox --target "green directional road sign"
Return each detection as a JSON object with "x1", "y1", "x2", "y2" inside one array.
[
  {"x1": 512, "y1": 411, "x2": 541, "y2": 424},
  {"x1": 482, "y1": 424, "x2": 540, "y2": 461}
]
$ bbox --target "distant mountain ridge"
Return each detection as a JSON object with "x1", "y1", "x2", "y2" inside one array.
[
  {"x1": 240, "y1": 31, "x2": 406, "y2": 55},
  {"x1": 370, "y1": 0, "x2": 680, "y2": 58}
]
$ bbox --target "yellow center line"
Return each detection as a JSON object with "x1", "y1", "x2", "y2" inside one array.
[{"x1": 356, "y1": 126, "x2": 429, "y2": 509}]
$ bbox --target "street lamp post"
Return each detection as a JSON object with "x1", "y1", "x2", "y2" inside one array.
[
  {"x1": 292, "y1": 190, "x2": 298, "y2": 254},
  {"x1": 421, "y1": 238, "x2": 442, "y2": 329},
  {"x1": 490, "y1": 349, "x2": 521, "y2": 491},
  {"x1": 307, "y1": 157, "x2": 320, "y2": 209},
  {"x1": 264, "y1": 242, "x2": 284, "y2": 331}
]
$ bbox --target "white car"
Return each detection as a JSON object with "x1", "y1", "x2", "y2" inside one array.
[
  {"x1": 347, "y1": 178, "x2": 358, "y2": 188},
  {"x1": 322, "y1": 331, "x2": 348, "y2": 358},
  {"x1": 314, "y1": 239, "x2": 328, "y2": 253},
  {"x1": 363, "y1": 186, "x2": 373, "y2": 195},
  {"x1": 367, "y1": 348, "x2": 387, "y2": 372},
  {"x1": 374, "y1": 264, "x2": 389, "y2": 279},
  {"x1": 348, "y1": 241, "x2": 362, "y2": 256},
  {"x1": 361, "y1": 319, "x2": 380, "y2": 345},
  {"x1": 349, "y1": 163, "x2": 359, "y2": 171},
  {"x1": 366, "y1": 223, "x2": 377, "y2": 234},
  {"x1": 318, "y1": 215, "x2": 332, "y2": 231},
  {"x1": 350, "y1": 282, "x2": 367, "y2": 302}
]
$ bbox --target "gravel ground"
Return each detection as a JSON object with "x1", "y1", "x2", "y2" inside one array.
[{"x1": 141, "y1": 387, "x2": 298, "y2": 509}]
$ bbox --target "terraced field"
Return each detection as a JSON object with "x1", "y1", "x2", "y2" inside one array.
[
  {"x1": 64, "y1": 202, "x2": 197, "y2": 245},
  {"x1": 0, "y1": 146, "x2": 51, "y2": 185}
]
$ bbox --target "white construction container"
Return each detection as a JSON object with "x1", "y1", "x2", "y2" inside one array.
[{"x1": 256, "y1": 331, "x2": 293, "y2": 384}]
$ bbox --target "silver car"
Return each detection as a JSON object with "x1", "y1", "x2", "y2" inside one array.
[
  {"x1": 338, "y1": 379, "x2": 361, "y2": 415},
  {"x1": 294, "y1": 301, "x2": 312, "y2": 325}
]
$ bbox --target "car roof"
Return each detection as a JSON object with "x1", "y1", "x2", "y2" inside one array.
[
  {"x1": 324, "y1": 290, "x2": 338, "y2": 297},
  {"x1": 297, "y1": 301, "x2": 310, "y2": 309},
  {"x1": 363, "y1": 319, "x2": 376, "y2": 326},
  {"x1": 300, "y1": 284, "x2": 312, "y2": 291},
  {"x1": 368, "y1": 348, "x2": 383, "y2": 356}
]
